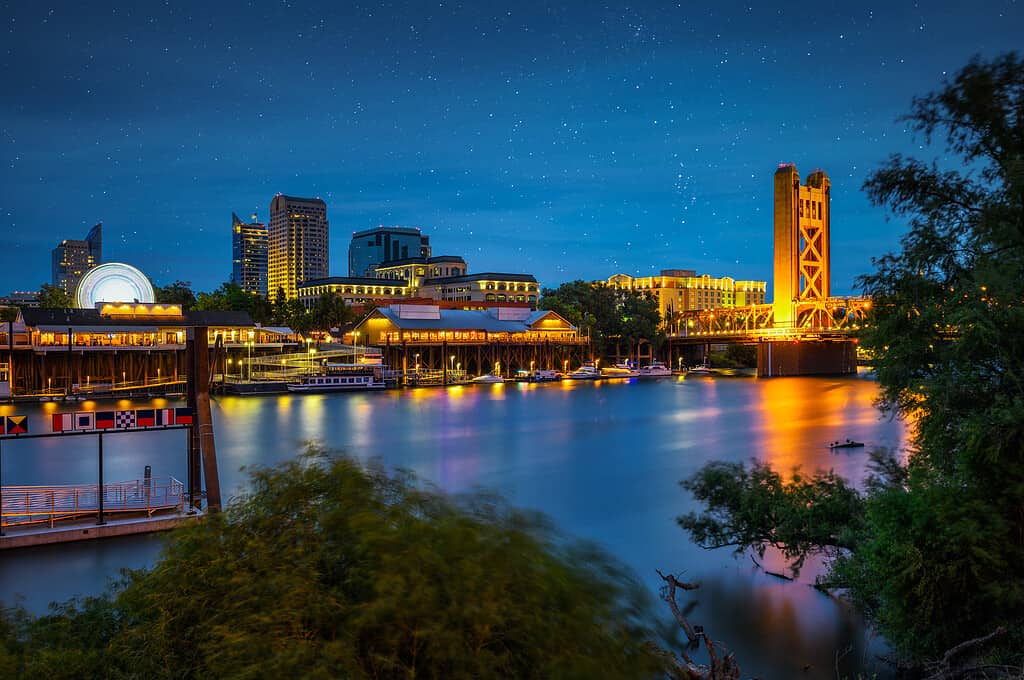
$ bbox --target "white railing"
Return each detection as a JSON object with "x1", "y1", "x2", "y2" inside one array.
[{"x1": 1, "y1": 477, "x2": 186, "y2": 528}]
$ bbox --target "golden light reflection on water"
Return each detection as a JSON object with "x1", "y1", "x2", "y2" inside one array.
[{"x1": 755, "y1": 376, "x2": 909, "y2": 478}]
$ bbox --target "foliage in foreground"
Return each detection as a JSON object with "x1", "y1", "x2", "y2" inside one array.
[
  {"x1": 679, "y1": 53, "x2": 1024, "y2": 668},
  {"x1": 0, "y1": 451, "x2": 663, "y2": 679}
]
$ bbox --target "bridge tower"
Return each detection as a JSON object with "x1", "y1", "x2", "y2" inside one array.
[{"x1": 772, "y1": 164, "x2": 831, "y2": 327}]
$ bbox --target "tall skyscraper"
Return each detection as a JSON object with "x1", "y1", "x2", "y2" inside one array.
[
  {"x1": 268, "y1": 195, "x2": 329, "y2": 301},
  {"x1": 348, "y1": 226, "x2": 431, "y2": 276},
  {"x1": 231, "y1": 212, "x2": 269, "y2": 296},
  {"x1": 773, "y1": 164, "x2": 831, "y2": 327},
  {"x1": 51, "y1": 222, "x2": 103, "y2": 295}
]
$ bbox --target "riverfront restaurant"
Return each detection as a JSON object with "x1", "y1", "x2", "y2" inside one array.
[
  {"x1": 5, "y1": 305, "x2": 294, "y2": 350},
  {"x1": 352, "y1": 304, "x2": 580, "y2": 345}
]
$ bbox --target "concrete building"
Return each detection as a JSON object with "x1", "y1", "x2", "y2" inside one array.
[
  {"x1": 348, "y1": 226, "x2": 431, "y2": 277},
  {"x1": 231, "y1": 212, "x2": 269, "y2": 296},
  {"x1": 296, "y1": 276, "x2": 414, "y2": 310},
  {"x1": 268, "y1": 195, "x2": 329, "y2": 301},
  {"x1": 371, "y1": 255, "x2": 467, "y2": 289},
  {"x1": 420, "y1": 272, "x2": 539, "y2": 306},
  {"x1": 607, "y1": 269, "x2": 767, "y2": 326},
  {"x1": 773, "y1": 164, "x2": 830, "y2": 327},
  {"x1": 51, "y1": 222, "x2": 102, "y2": 295}
]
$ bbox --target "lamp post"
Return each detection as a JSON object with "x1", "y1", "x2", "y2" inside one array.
[
  {"x1": 449, "y1": 354, "x2": 455, "y2": 372},
  {"x1": 309, "y1": 347, "x2": 317, "y2": 376},
  {"x1": 227, "y1": 358, "x2": 233, "y2": 380},
  {"x1": 353, "y1": 331, "x2": 360, "y2": 347},
  {"x1": 246, "y1": 340, "x2": 253, "y2": 381},
  {"x1": 414, "y1": 353, "x2": 420, "y2": 373}
]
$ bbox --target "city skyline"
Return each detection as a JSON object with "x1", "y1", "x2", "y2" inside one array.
[{"x1": 2, "y1": 2, "x2": 1022, "y2": 296}]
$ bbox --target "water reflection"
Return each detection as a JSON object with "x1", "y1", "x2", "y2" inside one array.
[{"x1": 0, "y1": 376, "x2": 905, "y2": 679}]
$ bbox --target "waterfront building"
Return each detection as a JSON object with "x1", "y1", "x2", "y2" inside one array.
[
  {"x1": 231, "y1": 212, "x2": 269, "y2": 296},
  {"x1": 2, "y1": 304, "x2": 294, "y2": 396},
  {"x1": 296, "y1": 276, "x2": 415, "y2": 310},
  {"x1": 773, "y1": 163, "x2": 831, "y2": 327},
  {"x1": 348, "y1": 225, "x2": 431, "y2": 277},
  {"x1": 353, "y1": 304, "x2": 578, "y2": 346},
  {"x1": 607, "y1": 269, "x2": 767, "y2": 325},
  {"x1": 51, "y1": 222, "x2": 102, "y2": 295},
  {"x1": 268, "y1": 195, "x2": 329, "y2": 301}
]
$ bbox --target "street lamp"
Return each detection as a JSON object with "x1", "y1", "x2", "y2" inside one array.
[
  {"x1": 353, "y1": 331, "x2": 360, "y2": 347},
  {"x1": 227, "y1": 358, "x2": 233, "y2": 379},
  {"x1": 414, "y1": 353, "x2": 420, "y2": 373},
  {"x1": 246, "y1": 340, "x2": 254, "y2": 381},
  {"x1": 449, "y1": 354, "x2": 455, "y2": 372},
  {"x1": 309, "y1": 347, "x2": 317, "y2": 376}
]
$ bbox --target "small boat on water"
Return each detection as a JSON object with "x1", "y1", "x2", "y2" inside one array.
[
  {"x1": 686, "y1": 362, "x2": 714, "y2": 375},
  {"x1": 637, "y1": 360, "x2": 672, "y2": 378},
  {"x1": 514, "y1": 369, "x2": 560, "y2": 382},
  {"x1": 601, "y1": 362, "x2": 639, "y2": 378},
  {"x1": 830, "y1": 439, "x2": 865, "y2": 449},
  {"x1": 565, "y1": 363, "x2": 600, "y2": 380},
  {"x1": 471, "y1": 373, "x2": 505, "y2": 384}
]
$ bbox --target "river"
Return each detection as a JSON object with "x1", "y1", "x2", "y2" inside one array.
[{"x1": 0, "y1": 372, "x2": 907, "y2": 679}]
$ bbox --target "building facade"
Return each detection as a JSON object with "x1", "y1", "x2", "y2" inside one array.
[
  {"x1": 371, "y1": 255, "x2": 467, "y2": 288},
  {"x1": 296, "y1": 276, "x2": 414, "y2": 310},
  {"x1": 773, "y1": 163, "x2": 831, "y2": 326},
  {"x1": 231, "y1": 212, "x2": 269, "y2": 296},
  {"x1": 348, "y1": 226, "x2": 431, "y2": 277},
  {"x1": 51, "y1": 222, "x2": 102, "y2": 295},
  {"x1": 607, "y1": 269, "x2": 767, "y2": 326},
  {"x1": 419, "y1": 272, "x2": 539, "y2": 306},
  {"x1": 268, "y1": 195, "x2": 329, "y2": 301}
]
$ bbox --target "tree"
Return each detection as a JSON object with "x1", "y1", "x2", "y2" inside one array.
[
  {"x1": 36, "y1": 284, "x2": 73, "y2": 309},
  {"x1": 540, "y1": 281, "x2": 663, "y2": 358},
  {"x1": 153, "y1": 280, "x2": 196, "y2": 308},
  {"x1": 677, "y1": 53, "x2": 1024, "y2": 666},
  {"x1": 310, "y1": 292, "x2": 355, "y2": 332},
  {"x1": 0, "y1": 451, "x2": 664, "y2": 679}
]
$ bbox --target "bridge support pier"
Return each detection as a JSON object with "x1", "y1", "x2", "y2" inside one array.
[{"x1": 757, "y1": 340, "x2": 857, "y2": 377}]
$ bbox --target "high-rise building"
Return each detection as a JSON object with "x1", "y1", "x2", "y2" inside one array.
[
  {"x1": 348, "y1": 226, "x2": 431, "y2": 277},
  {"x1": 773, "y1": 164, "x2": 830, "y2": 327},
  {"x1": 51, "y1": 222, "x2": 102, "y2": 295},
  {"x1": 231, "y1": 212, "x2": 269, "y2": 296},
  {"x1": 268, "y1": 195, "x2": 329, "y2": 301}
]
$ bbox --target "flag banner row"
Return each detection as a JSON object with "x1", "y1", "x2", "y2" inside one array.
[
  {"x1": 51, "y1": 407, "x2": 193, "y2": 433},
  {"x1": 1, "y1": 415, "x2": 29, "y2": 435}
]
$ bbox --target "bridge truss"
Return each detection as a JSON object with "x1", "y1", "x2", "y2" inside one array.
[{"x1": 672, "y1": 296, "x2": 871, "y2": 341}]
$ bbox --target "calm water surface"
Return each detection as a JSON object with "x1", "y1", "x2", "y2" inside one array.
[{"x1": 0, "y1": 373, "x2": 907, "y2": 679}]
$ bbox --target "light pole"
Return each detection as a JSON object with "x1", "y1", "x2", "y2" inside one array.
[
  {"x1": 309, "y1": 347, "x2": 317, "y2": 376},
  {"x1": 449, "y1": 354, "x2": 455, "y2": 372},
  {"x1": 227, "y1": 358, "x2": 233, "y2": 380},
  {"x1": 353, "y1": 331, "x2": 360, "y2": 347},
  {"x1": 414, "y1": 353, "x2": 420, "y2": 373},
  {"x1": 247, "y1": 331, "x2": 255, "y2": 382}
]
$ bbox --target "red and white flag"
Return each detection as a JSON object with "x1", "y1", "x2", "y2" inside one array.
[{"x1": 52, "y1": 413, "x2": 74, "y2": 433}]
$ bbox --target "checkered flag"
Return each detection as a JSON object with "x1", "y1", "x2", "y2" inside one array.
[{"x1": 115, "y1": 410, "x2": 137, "y2": 429}]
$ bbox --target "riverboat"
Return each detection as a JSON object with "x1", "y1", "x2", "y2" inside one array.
[
  {"x1": 637, "y1": 360, "x2": 672, "y2": 378},
  {"x1": 287, "y1": 363, "x2": 386, "y2": 392}
]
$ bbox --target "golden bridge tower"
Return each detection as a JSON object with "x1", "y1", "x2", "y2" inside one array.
[{"x1": 772, "y1": 163, "x2": 831, "y2": 327}]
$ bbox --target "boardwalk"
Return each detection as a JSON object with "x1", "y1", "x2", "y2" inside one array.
[{"x1": 1, "y1": 477, "x2": 186, "y2": 529}]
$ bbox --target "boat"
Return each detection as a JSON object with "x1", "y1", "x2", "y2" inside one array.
[
  {"x1": 513, "y1": 369, "x2": 560, "y2": 382},
  {"x1": 829, "y1": 439, "x2": 865, "y2": 449},
  {"x1": 287, "y1": 365, "x2": 386, "y2": 392},
  {"x1": 637, "y1": 360, "x2": 673, "y2": 378},
  {"x1": 471, "y1": 373, "x2": 505, "y2": 384},
  {"x1": 565, "y1": 363, "x2": 600, "y2": 380},
  {"x1": 686, "y1": 362, "x2": 714, "y2": 375},
  {"x1": 601, "y1": 362, "x2": 639, "y2": 378}
]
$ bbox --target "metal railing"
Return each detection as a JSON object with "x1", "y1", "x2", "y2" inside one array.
[{"x1": 1, "y1": 477, "x2": 186, "y2": 528}]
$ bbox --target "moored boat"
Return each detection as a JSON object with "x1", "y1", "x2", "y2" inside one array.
[
  {"x1": 601, "y1": 362, "x2": 639, "y2": 378},
  {"x1": 471, "y1": 373, "x2": 505, "y2": 384},
  {"x1": 287, "y1": 364, "x2": 386, "y2": 392},
  {"x1": 637, "y1": 360, "x2": 672, "y2": 378},
  {"x1": 565, "y1": 362, "x2": 600, "y2": 380}
]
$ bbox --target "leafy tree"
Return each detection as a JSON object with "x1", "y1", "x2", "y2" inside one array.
[
  {"x1": 36, "y1": 284, "x2": 74, "y2": 309},
  {"x1": 310, "y1": 292, "x2": 355, "y2": 332},
  {"x1": 0, "y1": 452, "x2": 664, "y2": 679},
  {"x1": 678, "y1": 53, "x2": 1024, "y2": 665},
  {"x1": 153, "y1": 280, "x2": 197, "y2": 308},
  {"x1": 540, "y1": 281, "x2": 663, "y2": 358}
]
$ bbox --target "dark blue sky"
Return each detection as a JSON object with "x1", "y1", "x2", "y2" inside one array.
[{"x1": 2, "y1": 1, "x2": 1021, "y2": 296}]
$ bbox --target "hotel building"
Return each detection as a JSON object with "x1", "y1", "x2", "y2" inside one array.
[
  {"x1": 231, "y1": 212, "x2": 269, "y2": 297},
  {"x1": 268, "y1": 195, "x2": 328, "y2": 301},
  {"x1": 51, "y1": 223, "x2": 102, "y2": 295},
  {"x1": 607, "y1": 269, "x2": 767, "y2": 324}
]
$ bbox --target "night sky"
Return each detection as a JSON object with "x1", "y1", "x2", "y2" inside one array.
[{"x1": 2, "y1": 1, "x2": 1021, "y2": 297}]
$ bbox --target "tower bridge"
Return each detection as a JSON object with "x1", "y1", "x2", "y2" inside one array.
[{"x1": 669, "y1": 164, "x2": 871, "y2": 376}]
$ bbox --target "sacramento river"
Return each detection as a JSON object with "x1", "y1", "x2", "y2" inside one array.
[{"x1": 0, "y1": 373, "x2": 907, "y2": 679}]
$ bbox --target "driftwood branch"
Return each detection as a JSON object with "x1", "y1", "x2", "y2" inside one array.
[
  {"x1": 749, "y1": 553, "x2": 794, "y2": 581},
  {"x1": 923, "y1": 626, "x2": 1008, "y2": 680},
  {"x1": 653, "y1": 569, "x2": 742, "y2": 680},
  {"x1": 656, "y1": 569, "x2": 700, "y2": 644}
]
